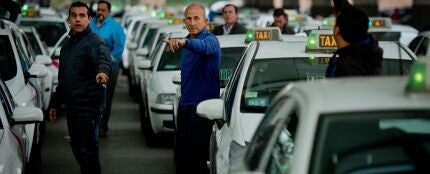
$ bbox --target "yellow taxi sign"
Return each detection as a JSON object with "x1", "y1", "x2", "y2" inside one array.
[
  {"x1": 289, "y1": 14, "x2": 308, "y2": 22},
  {"x1": 368, "y1": 17, "x2": 392, "y2": 29},
  {"x1": 322, "y1": 17, "x2": 336, "y2": 26},
  {"x1": 306, "y1": 30, "x2": 337, "y2": 53},
  {"x1": 245, "y1": 27, "x2": 282, "y2": 43}
]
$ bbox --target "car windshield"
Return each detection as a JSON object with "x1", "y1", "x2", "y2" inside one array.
[
  {"x1": 311, "y1": 110, "x2": 430, "y2": 174},
  {"x1": 25, "y1": 31, "x2": 43, "y2": 55},
  {"x1": 241, "y1": 57, "x2": 328, "y2": 113},
  {"x1": 220, "y1": 47, "x2": 245, "y2": 87},
  {"x1": 371, "y1": 31, "x2": 401, "y2": 42},
  {"x1": 20, "y1": 21, "x2": 67, "y2": 47}
]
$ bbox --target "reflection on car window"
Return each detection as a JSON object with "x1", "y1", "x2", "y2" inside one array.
[
  {"x1": 246, "y1": 97, "x2": 290, "y2": 170},
  {"x1": 0, "y1": 36, "x2": 17, "y2": 81},
  {"x1": 220, "y1": 47, "x2": 245, "y2": 87},
  {"x1": 20, "y1": 21, "x2": 67, "y2": 47},
  {"x1": 241, "y1": 58, "x2": 327, "y2": 113},
  {"x1": 158, "y1": 45, "x2": 182, "y2": 71},
  {"x1": 311, "y1": 110, "x2": 430, "y2": 174}
]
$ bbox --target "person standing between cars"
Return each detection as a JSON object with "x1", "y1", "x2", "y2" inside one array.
[
  {"x1": 212, "y1": 4, "x2": 247, "y2": 35},
  {"x1": 325, "y1": 3, "x2": 383, "y2": 77},
  {"x1": 89, "y1": 0, "x2": 126, "y2": 138},
  {"x1": 271, "y1": 8, "x2": 295, "y2": 34},
  {"x1": 163, "y1": 3, "x2": 221, "y2": 174},
  {"x1": 49, "y1": 1, "x2": 112, "y2": 174}
]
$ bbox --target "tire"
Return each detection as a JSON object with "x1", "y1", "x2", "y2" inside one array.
[{"x1": 141, "y1": 94, "x2": 157, "y2": 146}]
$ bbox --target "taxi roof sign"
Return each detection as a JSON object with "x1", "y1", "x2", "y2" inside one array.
[
  {"x1": 245, "y1": 27, "x2": 282, "y2": 43},
  {"x1": 369, "y1": 17, "x2": 392, "y2": 29},
  {"x1": 168, "y1": 18, "x2": 182, "y2": 25},
  {"x1": 305, "y1": 30, "x2": 337, "y2": 53}
]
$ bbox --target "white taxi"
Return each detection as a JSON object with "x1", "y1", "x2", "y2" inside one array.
[
  {"x1": 408, "y1": 30, "x2": 430, "y2": 57},
  {"x1": 196, "y1": 29, "x2": 416, "y2": 174},
  {"x1": 136, "y1": 31, "x2": 188, "y2": 143},
  {"x1": 367, "y1": 17, "x2": 418, "y2": 46},
  {"x1": 232, "y1": 58, "x2": 430, "y2": 174},
  {"x1": 0, "y1": 19, "x2": 48, "y2": 166},
  {"x1": 0, "y1": 77, "x2": 44, "y2": 172}
]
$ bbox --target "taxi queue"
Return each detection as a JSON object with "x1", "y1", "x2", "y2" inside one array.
[{"x1": 1, "y1": 4, "x2": 428, "y2": 174}]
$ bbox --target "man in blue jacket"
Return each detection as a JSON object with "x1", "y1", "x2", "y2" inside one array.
[
  {"x1": 89, "y1": 0, "x2": 125, "y2": 137},
  {"x1": 163, "y1": 3, "x2": 221, "y2": 174},
  {"x1": 49, "y1": 2, "x2": 112, "y2": 173}
]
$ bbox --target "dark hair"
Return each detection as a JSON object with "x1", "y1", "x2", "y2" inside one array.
[
  {"x1": 97, "y1": 0, "x2": 111, "y2": 12},
  {"x1": 222, "y1": 4, "x2": 238, "y2": 14},
  {"x1": 273, "y1": 8, "x2": 288, "y2": 19},
  {"x1": 68, "y1": 1, "x2": 91, "y2": 17},
  {"x1": 336, "y1": 4, "x2": 369, "y2": 43}
]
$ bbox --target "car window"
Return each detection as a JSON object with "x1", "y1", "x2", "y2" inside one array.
[
  {"x1": 142, "y1": 28, "x2": 156, "y2": 49},
  {"x1": 20, "y1": 21, "x2": 68, "y2": 47},
  {"x1": 220, "y1": 47, "x2": 246, "y2": 88},
  {"x1": 266, "y1": 110, "x2": 298, "y2": 174},
  {"x1": 371, "y1": 31, "x2": 401, "y2": 42},
  {"x1": 25, "y1": 31, "x2": 43, "y2": 55},
  {"x1": 0, "y1": 35, "x2": 17, "y2": 81},
  {"x1": 135, "y1": 23, "x2": 148, "y2": 44},
  {"x1": 11, "y1": 31, "x2": 32, "y2": 72},
  {"x1": 241, "y1": 57, "x2": 327, "y2": 113},
  {"x1": 158, "y1": 44, "x2": 182, "y2": 71},
  {"x1": 311, "y1": 110, "x2": 430, "y2": 174},
  {"x1": 130, "y1": 20, "x2": 142, "y2": 42},
  {"x1": 416, "y1": 37, "x2": 429, "y2": 56},
  {"x1": 0, "y1": 80, "x2": 14, "y2": 118},
  {"x1": 408, "y1": 36, "x2": 423, "y2": 53}
]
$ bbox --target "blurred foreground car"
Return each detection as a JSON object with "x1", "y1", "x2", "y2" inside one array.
[{"x1": 232, "y1": 58, "x2": 430, "y2": 174}]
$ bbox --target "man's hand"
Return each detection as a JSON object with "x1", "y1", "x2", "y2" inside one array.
[
  {"x1": 96, "y1": 72, "x2": 109, "y2": 85},
  {"x1": 49, "y1": 108, "x2": 57, "y2": 123},
  {"x1": 162, "y1": 39, "x2": 187, "y2": 53}
]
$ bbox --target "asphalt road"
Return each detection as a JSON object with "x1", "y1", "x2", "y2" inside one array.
[{"x1": 35, "y1": 73, "x2": 176, "y2": 174}]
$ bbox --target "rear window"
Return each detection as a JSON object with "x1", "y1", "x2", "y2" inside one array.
[
  {"x1": 0, "y1": 35, "x2": 17, "y2": 81},
  {"x1": 20, "y1": 21, "x2": 67, "y2": 47}
]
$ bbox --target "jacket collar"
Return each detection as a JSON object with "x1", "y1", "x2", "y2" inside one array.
[{"x1": 69, "y1": 26, "x2": 91, "y2": 42}]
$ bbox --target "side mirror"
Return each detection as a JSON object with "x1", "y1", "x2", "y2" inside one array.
[
  {"x1": 172, "y1": 74, "x2": 181, "y2": 85},
  {"x1": 127, "y1": 42, "x2": 137, "y2": 50},
  {"x1": 11, "y1": 106, "x2": 44, "y2": 125},
  {"x1": 137, "y1": 59, "x2": 152, "y2": 70},
  {"x1": 35, "y1": 55, "x2": 52, "y2": 66},
  {"x1": 197, "y1": 99, "x2": 223, "y2": 120},
  {"x1": 28, "y1": 63, "x2": 49, "y2": 78},
  {"x1": 136, "y1": 48, "x2": 149, "y2": 57}
]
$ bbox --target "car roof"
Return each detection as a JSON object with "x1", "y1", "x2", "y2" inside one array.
[
  {"x1": 253, "y1": 40, "x2": 415, "y2": 60},
  {"x1": 216, "y1": 34, "x2": 248, "y2": 48},
  {"x1": 278, "y1": 76, "x2": 430, "y2": 115}
]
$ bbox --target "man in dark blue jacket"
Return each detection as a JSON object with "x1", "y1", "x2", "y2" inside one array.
[
  {"x1": 163, "y1": 3, "x2": 221, "y2": 174},
  {"x1": 49, "y1": 2, "x2": 112, "y2": 174}
]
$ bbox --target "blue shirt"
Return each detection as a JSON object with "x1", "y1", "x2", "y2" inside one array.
[
  {"x1": 90, "y1": 16, "x2": 125, "y2": 61},
  {"x1": 180, "y1": 29, "x2": 221, "y2": 106}
]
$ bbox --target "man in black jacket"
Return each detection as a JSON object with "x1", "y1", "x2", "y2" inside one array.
[
  {"x1": 326, "y1": 3, "x2": 383, "y2": 77},
  {"x1": 271, "y1": 8, "x2": 295, "y2": 34},
  {"x1": 49, "y1": 2, "x2": 112, "y2": 174},
  {"x1": 212, "y1": 4, "x2": 247, "y2": 35}
]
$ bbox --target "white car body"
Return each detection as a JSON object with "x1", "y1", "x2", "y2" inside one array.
[
  {"x1": 232, "y1": 75, "x2": 430, "y2": 174},
  {"x1": 408, "y1": 30, "x2": 430, "y2": 57},
  {"x1": 0, "y1": 19, "x2": 47, "y2": 163},
  {"x1": 197, "y1": 37, "x2": 416, "y2": 174},
  {"x1": 0, "y1": 78, "x2": 44, "y2": 173},
  {"x1": 138, "y1": 31, "x2": 188, "y2": 138}
]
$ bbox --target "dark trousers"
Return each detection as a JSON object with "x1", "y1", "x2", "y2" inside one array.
[
  {"x1": 66, "y1": 110, "x2": 102, "y2": 174},
  {"x1": 100, "y1": 59, "x2": 120, "y2": 132},
  {"x1": 176, "y1": 105, "x2": 212, "y2": 174}
]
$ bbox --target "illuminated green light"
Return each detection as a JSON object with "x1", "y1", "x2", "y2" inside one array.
[
  {"x1": 22, "y1": 4, "x2": 28, "y2": 11},
  {"x1": 306, "y1": 33, "x2": 318, "y2": 49},
  {"x1": 141, "y1": 6, "x2": 147, "y2": 12},
  {"x1": 309, "y1": 57, "x2": 317, "y2": 65},
  {"x1": 151, "y1": 11, "x2": 157, "y2": 18},
  {"x1": 168, "y1": 18, "x2": 173, "y2": 24},
  {"x1": 407, "y1": 61, "x2": 427, "y2": 91},
  {"x1": 368, "y1": 21, "x2": 372, "y2": 26},
  {"x1": 244, "y1": 9, "x2": 250, "y2": 16},
  {"x1": 160, "y1": 12, "x2": 166, "y2": 18},
  {"x1": 322, "y1": 20, "x2": 328, "y2": 26},
  {"x1": 112, "y1": 5, "x2": 119, "y2": 12},
  {"x1": 245, "y1": 30, "x2": 254, "y2": 42}
]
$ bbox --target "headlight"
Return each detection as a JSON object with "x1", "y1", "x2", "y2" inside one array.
[{"x1": 155, "y1": 93, "x2": 176, "y2": 105}]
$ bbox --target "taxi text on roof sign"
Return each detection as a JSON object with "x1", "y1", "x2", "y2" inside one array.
[
  {"x1": 245, "y1": 27, "x2": 282, "y2": 43},
  {"x1": 306, "y1": 30, "x2": 337, "y2": 54},
  {"x1": 368, "y1": 17, "x2": 392, "y2": 29}
]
